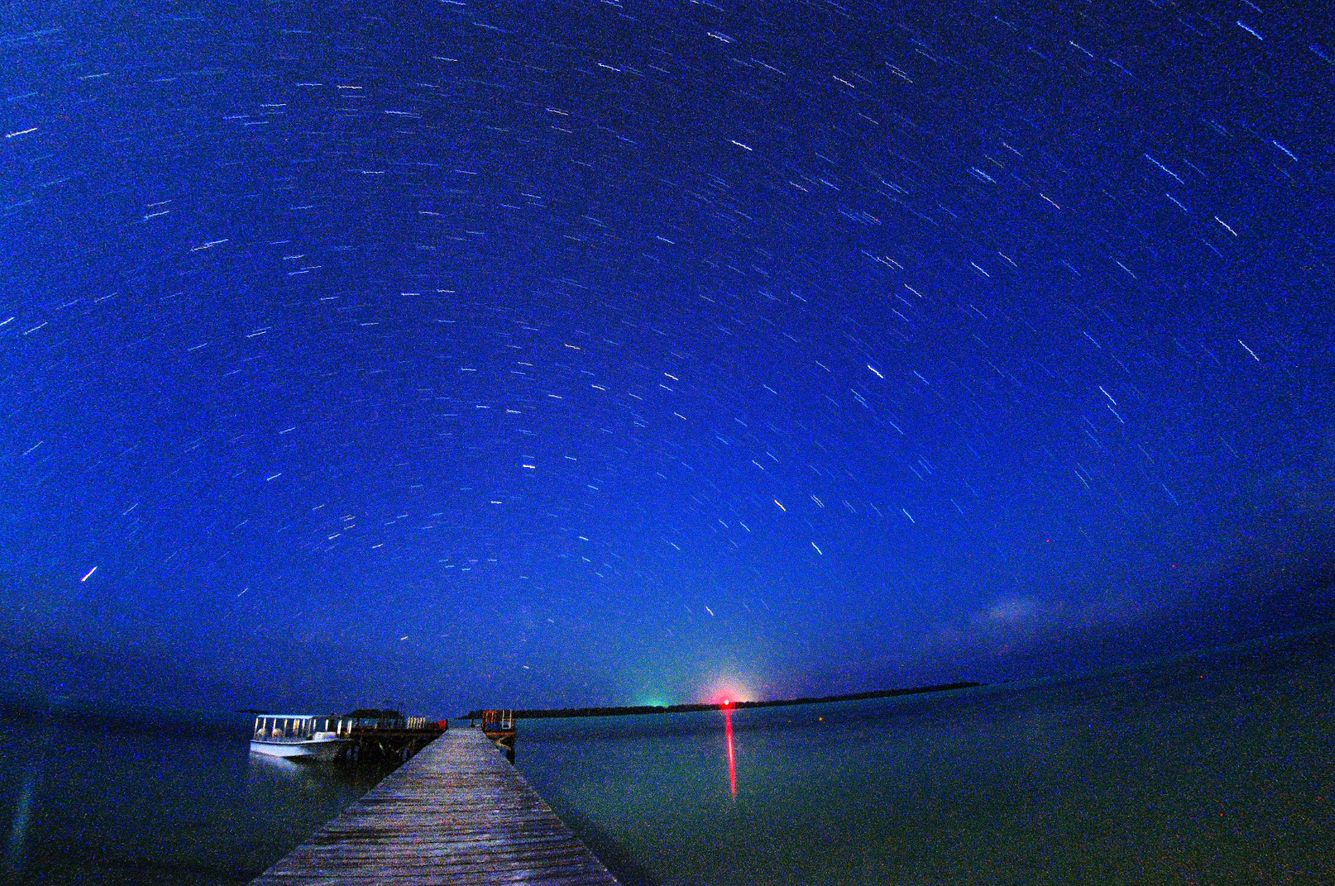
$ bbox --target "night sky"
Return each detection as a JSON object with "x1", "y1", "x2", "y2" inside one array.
[{"x1": 2, "y1": 0, "x2": 1331, "y2": 714}]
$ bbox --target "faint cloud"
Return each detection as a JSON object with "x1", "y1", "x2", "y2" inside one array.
[{"x1": 981, "y1": 595, "x2": 1042, "y2": 626}]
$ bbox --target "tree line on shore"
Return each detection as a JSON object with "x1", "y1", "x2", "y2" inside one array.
[{"x1": 463, "y1": 680, "x2": 982, "y2": 721}]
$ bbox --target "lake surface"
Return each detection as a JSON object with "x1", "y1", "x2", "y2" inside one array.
[{"x1": 1, "y1": 625, "x2": 1331, "y2": 883}]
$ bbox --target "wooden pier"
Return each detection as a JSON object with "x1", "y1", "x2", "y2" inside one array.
[{"x1": 253, "y1": 726, "x2": 620, "y2": 884}]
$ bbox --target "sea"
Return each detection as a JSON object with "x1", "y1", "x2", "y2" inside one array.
[{"x1": 2, "y1": 624, "x2": 1331, "y2": 884}]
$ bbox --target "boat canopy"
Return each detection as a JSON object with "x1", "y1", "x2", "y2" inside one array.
[
  {"x1": 253, "y1": 714, "x2": 342, "y2": 739},
  {"x1": 252, "y1": 712, "x2": 417, "y2": 739}
]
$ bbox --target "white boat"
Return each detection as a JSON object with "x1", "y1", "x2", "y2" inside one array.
[{"x1": 250, "y1": 714, "x2": 349, "y2": 762}]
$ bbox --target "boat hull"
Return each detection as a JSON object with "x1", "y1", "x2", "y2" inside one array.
[{"x1": 250, "y1": 737, "x2": 348, "y2": 762}]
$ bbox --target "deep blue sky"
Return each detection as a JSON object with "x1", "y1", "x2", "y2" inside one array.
[{"x1": 1, "y1": 0, "x2": 1330, "y2": 715}]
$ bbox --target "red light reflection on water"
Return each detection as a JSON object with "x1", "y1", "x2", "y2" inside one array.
[{"x1": 724, "y1": 708, "x2": 737, "y2": 798}]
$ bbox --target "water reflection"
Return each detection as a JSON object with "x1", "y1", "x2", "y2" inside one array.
[
  {"x1": 723, "y1": 709, "x2": 737, "y2": 798},
  {"x1": 0, "y1": 709, "x2": 402, "y2": 882},
  {"x1": 248, "y1": 752, "x2": 305, "y2": 774},
  {"x1": 246, "y1": 750, "x2": 395, "y2": 799},
  {"x1": 4, "y1": 763, "x2": 41, "y2": 874},
  {"x1": 3, "y1": 717, "x2": 52, "y2": 877}
]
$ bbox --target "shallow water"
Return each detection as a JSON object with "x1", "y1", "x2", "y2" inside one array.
[
  {"x1": 0, "y1": 710, "x2": 390, "y2": 884},
  {"x1": 518, "y1": 627, "x2": 1335, "y2": 884},
  {"x1": 1, "y1": 626, "x2": 1330, "y2": 884}
]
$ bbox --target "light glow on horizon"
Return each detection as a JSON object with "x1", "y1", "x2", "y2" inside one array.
[{"x1": 704, "y1": 676, "x2": 755, "y2": 707}]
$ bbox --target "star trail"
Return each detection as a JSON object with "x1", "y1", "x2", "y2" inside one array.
[{"x1": 1, "y1": 0, "x2": 1330, "y2": 712}]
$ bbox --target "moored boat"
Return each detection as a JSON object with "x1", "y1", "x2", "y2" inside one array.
[{"x1": 250, "y1": 714, "x2": 349, "y2": 762}]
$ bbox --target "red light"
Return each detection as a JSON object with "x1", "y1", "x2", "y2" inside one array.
[{"x1": 724, "y1": 709, "x2": 737, "y2": 798}]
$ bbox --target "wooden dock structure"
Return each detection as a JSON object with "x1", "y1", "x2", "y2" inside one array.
[{"x1": 253, "y1": 726, "x2": 620, "y2": 884}]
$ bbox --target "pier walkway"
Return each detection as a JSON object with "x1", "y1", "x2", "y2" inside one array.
[{"x1": 254, "y1": 727, "x2": 619, "y2": 884}]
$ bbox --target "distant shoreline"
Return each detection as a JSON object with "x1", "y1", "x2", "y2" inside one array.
[{"x1": 464, "y1": 680, "x2": 983, "y2": 721}]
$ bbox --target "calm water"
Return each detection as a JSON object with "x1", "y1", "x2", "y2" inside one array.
[
  {"x1": 0, "y1": 709, "x2": 392, "y2": 883},
  {"x1": 1, "y1": 626, "x2": 1331, "y2": 884},
  {"x1": 518, "y1": 627, "x2": 1334, "y2": 884}
]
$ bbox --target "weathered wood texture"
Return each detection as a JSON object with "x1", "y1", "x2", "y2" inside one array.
[{"x1": 254, "y1": 727, "x2": 620, "y2": 884}]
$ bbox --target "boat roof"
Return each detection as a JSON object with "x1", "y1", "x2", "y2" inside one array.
[{"x1": 255, "y1": 714, "x2": 337, "y2": 720}]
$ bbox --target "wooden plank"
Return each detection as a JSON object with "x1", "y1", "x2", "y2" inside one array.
[{"x1": 253, "y1": 728, "x2": 620, "y2": 884}]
